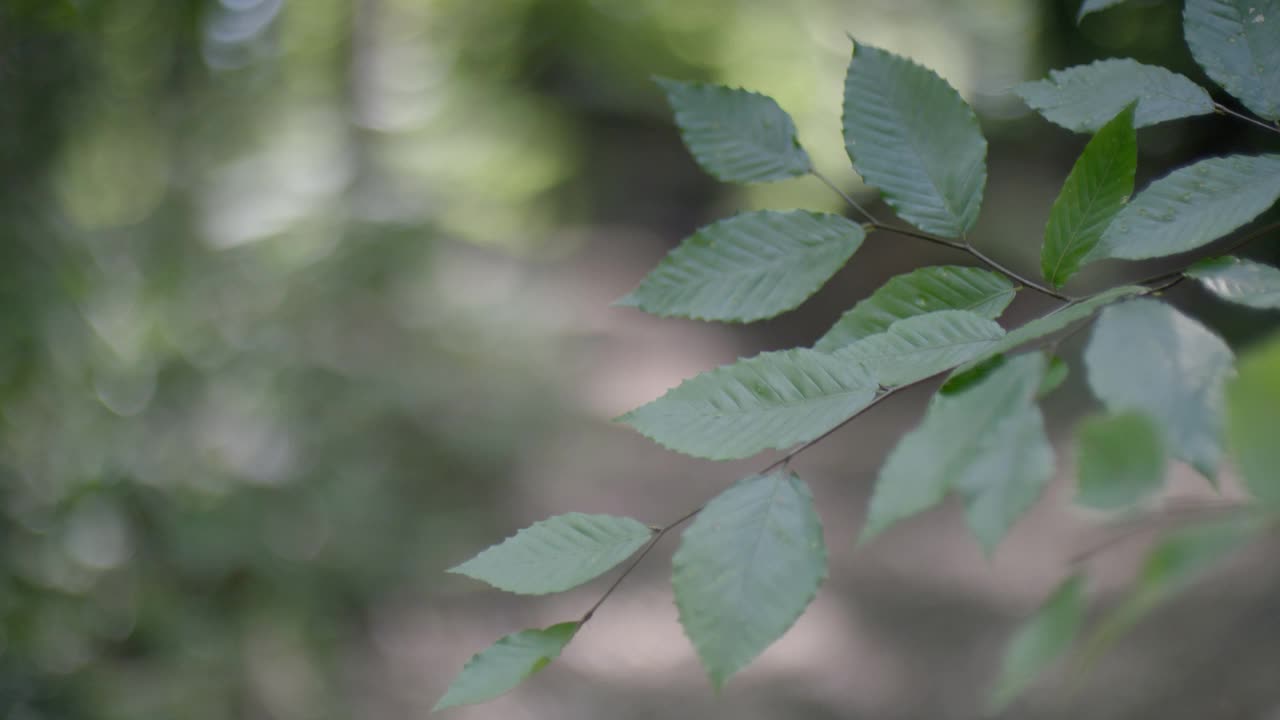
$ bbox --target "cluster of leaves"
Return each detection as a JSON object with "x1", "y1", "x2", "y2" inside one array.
[{"x1": 438, "y1": 0, "x2": 1280, "y2": 713}]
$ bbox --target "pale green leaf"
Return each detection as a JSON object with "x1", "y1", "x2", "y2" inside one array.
[
  {"x1": 1185, "y1": 0, "x2": 1280, "y2": 121},
  {"x1": 617, "y1": 211, "x2": 865, "y2": 322},
  {"x1": 656, "y1": 77, "x2": 812, "y2": 183},
  {"x1": 673, "y1": 472, "x2": 826, "y2": 689},
  {"x1": 619, "y1": 348, "x2": 877, "y2": 460},
  {"x1": 835, "y1": 310, "x2": 1005, "y2": 387},
  {"x1": 1186, "y1": 256, "x2": 1280, "y2": 309},
  {"x1": 1078, "y1": 0, "x2": 1130, "y2": 22},
  {"x1": 954, "y1": 285, "x2": 1147, "y2": 375},
  {"x1": 1015, "y1": 59, "x2": 1214, "y2": 132},
  {"x1": 1089, "y1": 154, "x2": 1280, "y2": 261},
  {"x1": 988, "y1": 575, "x2": 1085, "y2": 713},
  {"x1": 842, "y1": 41, "x2": 987, "y2": 237},
  {"x1": 1084, "y1": 299, "x2": 1234, "y2": 478},
  {"x1": 1075, "y1": 411, "x2": 1167, "y2": 509},
  {"x1": 862, "y1": 354, "x2": 1052, "y2": 550},
  {"x1": 814, "y1": 266, "x2": 1015, "y2": 352},
  {"x1": 434, "y1": 622, "x2": 579, "y2": 711},
  {"x1": 1226, "y1": 332, "x2": 1280, "y2": 503},
  {"x1": 1084, "y1": 518, "x2": 1259, "y2": 660},
  {"x1": 449, "y1": 513, "x2": 654, "y2": 595},
  {"x1": 1041, "y1": 104, "x2": 1137, "y2": 287}
]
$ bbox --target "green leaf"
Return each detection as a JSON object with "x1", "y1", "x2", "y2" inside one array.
[
  {"x1": 988, "y1": 575, "x2": 1085, "y2": 713},
  {"x1": 1084, "y1": 518, "x2": 1258, "y2": 660},
  {"x1": 954, "y1": 285, "x2": 1147, "y2": 375},
  {"x1": 1186, "y1": 256, "x2": 1280, "y2": 310},
  {"x1": 835, "y1": 310, "x2": 1005, "y2": 387},
  {"x1": 672, "y1": 472, "x2": 826, "y2": 689},
  {"x1": 814, "y1": 266, "x2": 1015, "y2": 352},
  {"x1": 862, "y1": 353, "x2": 1052, "y2": 552},
  {"x1": 1015, "y1": 59, "x2": 1215, "y2": 133},
  {"x1": 1041, "y1": 104, "x2": 1137, "y2": 287},
  {"x1": 1084, "y1": 299, "x2": 1234, "y2": 478},
  {"x1": 434, "y1": 622, "x2": 579, "y2": 711},
  {"x1": 617, "y1": 211, "x2": 865, "y2": 322},
  {"x1": 1077, "y1": 0, "x2": 1130, "y2": 22},
  {"x1": 1075, "y1": 411, "x2": 1167, "y2": 509},
  {"x1": 1185, "y1": 0, "x2": 1280, "y2": 121},
  {"x1": 1226, "y1": 332, "x2": 1280, "y2": 503},
  {"x1": 449, "y1": 513, "x2": 654, "y2": 595},
  {"x1": 1038, "y1": 355, "x2": 1070, "y2": 398},
  {"x1": 842, "y1": 41, "x2": 987, "y2": 237},
  {"x1": 1089, "y1": 154, "x2": 1280, "y2": 262},
  {"x1": 619, "y1": 348, "x2": 877, "y2": 460},
  {"x1": 656, "y1": 77, "x2": 812, "y2": 183}
]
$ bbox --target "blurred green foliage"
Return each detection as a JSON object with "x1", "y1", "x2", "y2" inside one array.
[{"x1": 1, "y1": 0, "x2": 1267, "y2": 718}]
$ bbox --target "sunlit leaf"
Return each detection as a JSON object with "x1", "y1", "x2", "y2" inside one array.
[
  {"x1": 862, "y1": 353, "x2": 1052, "y2": 552},
  {"x1": 673, "y1": 472, "x2": 826, "y2": 689},
  {"x1": 988, "y1": 575, "x2": 1085, "y2": 713},
  {"x1": 835, "y1": 310, "x2": 1005, "y2": 387},
  {"x1": 619, "y1": 348, "x2": 877, "y2": 460},
  {"x1": 1185, "y1": 0, "x2": 1280, "y2": 121},
  {"x1": 1084, "y1": 299, "x2": 1234, "y2": 478},
  {"x1": 842, "y1": 41, "x2": 987, "y2": 237},
  {"x1": 1015, "y1": 59, "x2": 1214, "y2": 132},
  {"x1": 1077, "y1": 0, "x2": 1130, "y2": 22},
  {"x1": 449, "y1": 513, "x2": 654, "y2": 595},
  {"x1": 617, "y1": 211, "x2": 865, "y2": 322},
  {"x1": 1041, "y1": 104, "x2": 1137, "y2": 287},
  {"x1": 1084, "y1": 518, "x2": 1259, "y2": 660},
  {"x1": 1075, "y1": 411, "x2": 1167, "y2": 509},
  {"x1": 954, "y1": 285, "x2": 1147, "y2": 374},
  {"x1": 434, "y1": 622, "x2": 579, "y2": 711},
  {"x1": 1186, "y1": 256, "x2": 1280, "y2": 310},
  {"x1": 815, "y1": 266, "x2": 1015, "y2": 352},
  {"x1": 656, "y1": 77, "x2": 812, "y2": 183},
  {"x1": 1088, "y1": 154, "x2": 1280, "y2": 261},
  {"x1": 1226, "y1": 332, "x2": 1280, "y2": 503}
]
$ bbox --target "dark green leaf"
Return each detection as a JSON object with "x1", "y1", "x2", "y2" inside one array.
[
  {"x1": 815, "y1": 266, "x2": 1015, "y2": 352},
  {"x1": 617, "y1": 211, "x2": 865, "y2": 322},
  {"x1": 1015, "y1": 59, "x2": 1214, "y2": 132},
  {"x1": 1089, "y1": 154, "x2": 1280, "y2": 262},
  {"x1": 988, "y1": 575, "x2": 1085, "y2": 713},
  {"x1": 1185, "y1": 0, "x2": 1280, "y2": 121},
  {"x1": 835, "y1": 310, "x2": 1005, "y2": 387},
  {"x1": 842, "y1": 41, "x2": 987, "y2": 237},
  {"x1": 1075, "y1": 411, "x2": 1167, "y2": 509},
  {"x1": 619, "y1": 348, "x2": 877, "y2": 460},
  {"x1": 673, "y1": 472, "x2": 826, "y2": 689},
  {"x1": 434, "y1": 622, "x2": 579, "y2": 711},
  {"x1": 954, "y1": 285, "x2": 1147, "y2": 375},
  {"x1": 1186, "y1": 256, "x2": 1280, "y2": 309},
  {"x1": 1038, "y1": 356, "x2": 1070, "y2": 398},
  {"x1": 1226, "y1": 332, "x2": 1280, "y2": 503},
  {"x1": 1078, "y1": 0, "x2": 1130, "y2": 22},
  {"x1": 1041, "y1": 104, "x2": 1137, "y2": 287},
  {"x1": 862, "y1": 354, "x2": 1052, "y2": 551},
  {"x1": 656, "y1": 77, "x2": 812, "y2": 183},
  {"x1": 449, "y1": 513, "x2": 654, "y2": 595},
  {"x1": 1084, "y1": 299, "x2": 1234, "y2": 478}
]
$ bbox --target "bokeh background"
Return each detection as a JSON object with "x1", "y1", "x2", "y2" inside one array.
[{"x1": 1, "y1": 0, "x2": 1278, "y2": 718}]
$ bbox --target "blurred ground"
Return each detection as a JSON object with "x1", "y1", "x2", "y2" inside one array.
[{"x1": 0, "y1": 1, "x2": 1278, "y2": 719}]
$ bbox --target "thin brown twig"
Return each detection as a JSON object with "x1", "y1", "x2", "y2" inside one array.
[
  {"x1": 811, "y1": 169, "x2": 881, "y2": 225},
  {"x1": 579, "y1": 504, "x2": 702, "y2": 624},
  {"x1": 1214, "y1": 102, "x2": 1280, "y2": 136}
]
